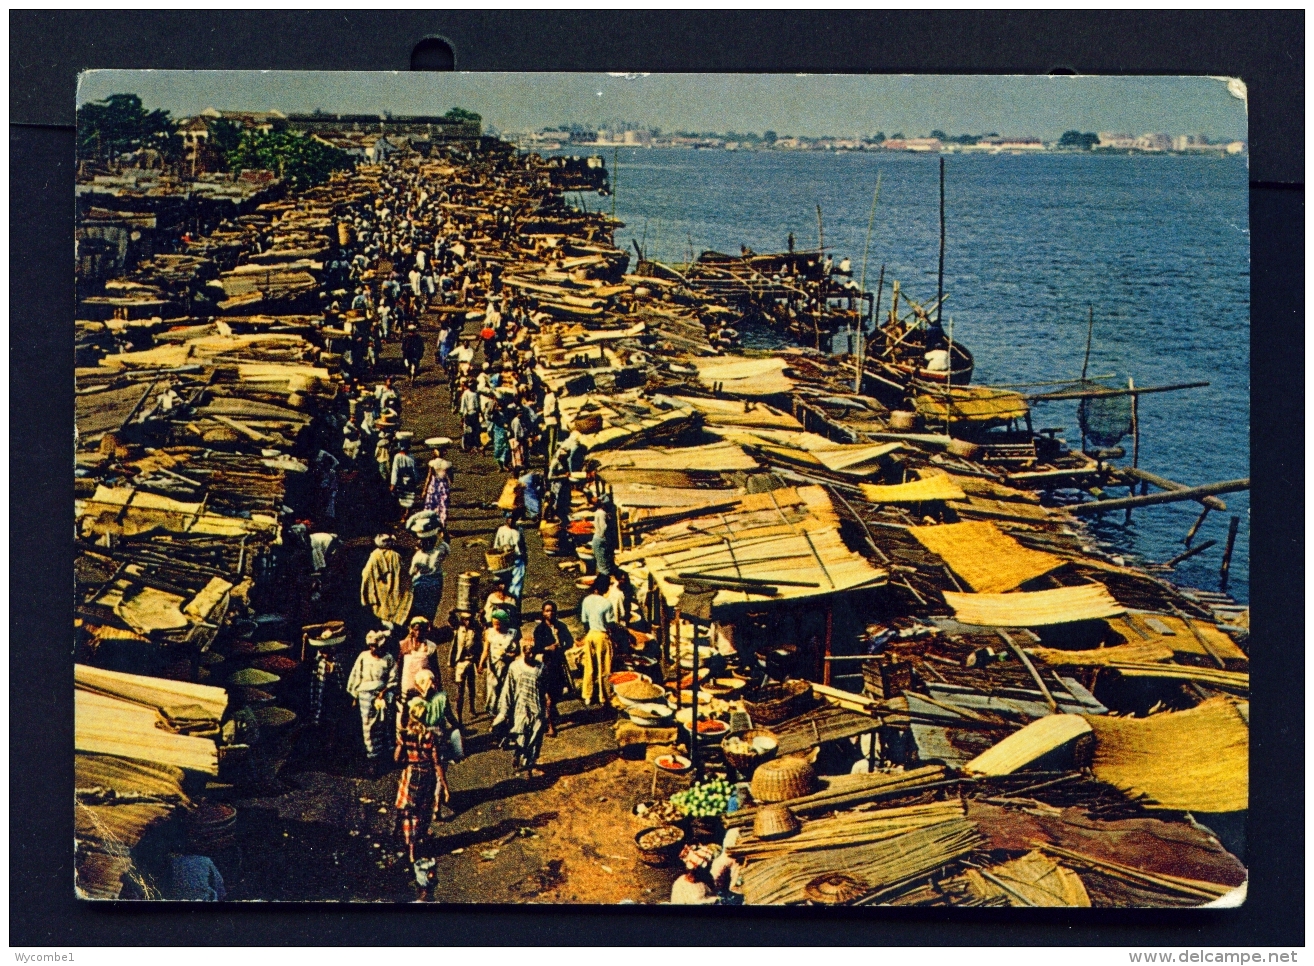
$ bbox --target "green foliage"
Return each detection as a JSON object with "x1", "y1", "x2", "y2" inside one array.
[
  {"x1": 444, "y1": 107, "x2": 482, "y2": 125},
  {"x1": 763, "y1": 130, "x2": 777, "y2": 145},
  {"x1": 225, "y1": 130, "x2": 355, "y2": 190},
  {"x1": 77, "y1": 93, "x2": 179, "y2": 163},
  {"x1": 208, "y1": 118, "x2": 245, "y2": 156},
  {"x1": 1059, "y1": 130, "x2": 1100, "y2": 150}
]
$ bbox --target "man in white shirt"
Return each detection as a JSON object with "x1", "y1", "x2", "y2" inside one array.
[{"x1": 578, "y1": 575, "x2": 617, "y2": 706}]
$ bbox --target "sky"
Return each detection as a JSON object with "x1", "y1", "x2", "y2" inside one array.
[{"x1": 76, "y1": 71, "x2": 1249, "y2": 141}]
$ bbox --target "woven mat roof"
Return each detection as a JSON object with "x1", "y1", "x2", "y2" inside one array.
[
  {"x1": 942, "y1": 584, "x2": 1126, "y2": 627},
  {"x1": 1108, "y1": 614, "x2": 1248, "y2": 664},
  {"x1": 912, "y1": 520, "x2": 1064, "y2": 593},
  {"x1": 1085, "y1": 697, "x2": 1249, "y2": 812},
  {"x1": 964, "y1": 714, "x2": 1093, "y2": 776},
  {"x1": 861, "y1": 476, "x2": 967, "y2": 504},
  {"x1": 913, "y1": 385, "x2": 1030, "y2": 423},
  {"x1": 595, "y1": 440, "x2": 758, "y2": 473}
]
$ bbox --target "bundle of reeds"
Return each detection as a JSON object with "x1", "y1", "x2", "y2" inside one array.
[
  {"x1": 739, "y1": 815, "x2": 981, "y2": 905},
  {"x1": 731, "y1": 800, "x2": 966, "y2": 862},
  {"x1": 957, "y1": 849, "x2": 1091, "y2": 907},
  {"x1": 1035, "y1": 843, "x2": 1232, "y2": 903},
  {"x1": 75, "y1": 689, "x2": 220, "y2": 775},
  {"x1": 1106, "y1": 662, "x2": 1249, "y2": 694},
  {"x1": 725, "y1": 764, "x2": 947, "y2": 828},
  {"x1": 1084, "y1": 697, "x2": 1248, "y2": 812}
]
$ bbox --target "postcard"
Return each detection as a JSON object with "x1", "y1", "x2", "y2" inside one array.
[{"x1": 73, "y1": 70, "x2": 1249, "y2": 906}]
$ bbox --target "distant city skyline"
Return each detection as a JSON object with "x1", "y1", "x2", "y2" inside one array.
[{"x1": 77, "y1": 71, "x2": 1249, "y2": 142}]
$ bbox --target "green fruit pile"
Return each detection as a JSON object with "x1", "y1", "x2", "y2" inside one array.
[{"x1": 670, "y1": 778, "x2": 732, "y2": 818}]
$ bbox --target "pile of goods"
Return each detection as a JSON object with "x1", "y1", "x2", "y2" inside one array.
[
  {"x1": 637, "y1": 825, "x2": 684, "y2": 851},
  {"x1": 671, "y1": 777, "x2": 733, "y2": 818}
]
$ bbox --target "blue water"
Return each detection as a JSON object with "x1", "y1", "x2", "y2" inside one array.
[{"x1": 573, "y1": 148, "x2": 1250, "y2": 602}]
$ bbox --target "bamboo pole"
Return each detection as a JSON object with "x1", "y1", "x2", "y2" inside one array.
[
  {"x1": 1162, "y1": 539, "x2": 1217, "y2": 569},
  {"x1": 1068, "y1": 478, "x2": 1249, "y2": 516},
  {"x1": 1122, "y1": 467, "x2": 1228, "y2": 512},
  {"x1": 998, "y1": 630, "x2": 1057, "y2": 713},
  {"x1": 1028, "y1": 381, "x2": 1210, "y2": 402},
  {"x1": 1081, "y1": 306, "x2": 1094, "y2": 382},
  {"x1": 855, "y1": 174, "x2": 883, "y2": 392}
]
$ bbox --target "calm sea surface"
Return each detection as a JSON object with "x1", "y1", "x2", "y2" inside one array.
[{"x1": 568, "y1": 148, "x2": 1250, "y2": 602}]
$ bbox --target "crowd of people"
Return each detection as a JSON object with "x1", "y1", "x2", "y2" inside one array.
[{"x1": 276, "y1": 154, "x2": 632, "y2": 889}]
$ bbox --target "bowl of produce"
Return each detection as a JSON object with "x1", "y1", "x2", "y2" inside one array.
[
  {"x1": 694, "y1": 719, "x2": 730, "y2": 743},
  {"x1": 627, "y1": 703, "x2": 675, "y2": 727},
  {"x1": 634, "y1": 825, "x2": 686, "y2": 866},
  {"x1": 609, "y1": 670, "x2": 650, "y2": 688},
  {"x1": 676, "y1": 689, "x2": 714, "y2": 708},
  {"x1": 654, "y1": 753, "x2": 692, "y2": 774},
  {"x1": 632, "y1": 799, "x2": 684, "y2": 827},
  {"x1": 614, "y1": 679, "x2": 665, "y2": 707},
  {"x1": 671, "y1": 777, "x2": 733, "y2": 837}
]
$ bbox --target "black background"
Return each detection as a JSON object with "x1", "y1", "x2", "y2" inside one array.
[{"x1": 10, "y1": 10, "x2": 1303, "y2": 947}]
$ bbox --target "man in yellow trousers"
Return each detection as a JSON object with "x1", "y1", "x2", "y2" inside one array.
[{"x1": 578, "y1": 574, "x2": 617, "y2": 706}]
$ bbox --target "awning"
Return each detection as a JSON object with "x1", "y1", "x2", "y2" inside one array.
[
  {"x1": 912, "y1": 520, "x2": 1064, "y2": 593},
  {"x1": 942, "y1": 584, "x2": 1126, "y2": 627}
]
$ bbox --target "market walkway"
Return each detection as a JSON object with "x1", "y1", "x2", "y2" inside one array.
[{"x1": 228, "y1": 311, "x2": 674, "y2": 903}]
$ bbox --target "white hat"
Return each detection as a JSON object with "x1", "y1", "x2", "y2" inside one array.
[
  {"x1": 374, "y1": 533, "x2": 395, "y2": 548},
  {"x1": 424, "y1": 436, "x2": 452, "y2": 448},
  {"x1": 365, "y1": 630, "x2": 388, "y2": 646}
]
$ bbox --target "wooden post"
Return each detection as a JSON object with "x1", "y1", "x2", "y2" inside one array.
[
  {"x1": 690, "y1": 618, "x2": 702, "y2": 782},
  {"x1": 822, "y1": 604, "x2": 834, "y2": 686},
  {"x1": 1125, "y1": 377, "x2": 1139, "y2": 524},
  {"x1": 1184, "y1": 505, "x2": 1212, "y2": 547},
  {"x1": 816, "y1": 204, "x2": 824, "y2": 253},
  {"x1": 1219, "y1": 515, "x2": 1240, "y2": 590}
]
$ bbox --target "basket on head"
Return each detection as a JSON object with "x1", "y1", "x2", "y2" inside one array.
[
  {"x1": 742, "y1": 679, "x2": 814, "y2": 725},
  {"x1": 753, "y1": 803, "x2": 801, "y2": 841},
  {"x1": 751, "y1": 755, "x2": 816, "y2": 804},
  {"x1": 485, "y1": 550, "x2": 515, "y2": 573}
]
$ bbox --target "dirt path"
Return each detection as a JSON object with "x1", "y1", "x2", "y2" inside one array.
[{"x1": 227, "y1": 315, "x2": 679, "y2": 904}]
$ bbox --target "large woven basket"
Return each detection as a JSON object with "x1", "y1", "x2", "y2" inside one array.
[
  {"x1": 743, "y1": 679, "x2": 815, "y2": 725},
  {"x1": 753, "y1": 803, "x2": 801, "y2": 841},
  {"x1": 485, "y1": 550, "x2": 515, "y2": 573},
  {"x1": 721, "y1": 727, "x2": 779, "y2": 772},
  {"x1": 573, "y1": 413, "x2": 603, "y2": 435},
  {"x1": 751, "y1": 756, "x2": 816, "y2": 804}
]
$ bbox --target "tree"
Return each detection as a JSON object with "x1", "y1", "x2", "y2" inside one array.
[
  {"x1": 871, "y1": 132, "x2": 886, "y2": 143},
  {"x1": 444, "y1": 107, "x2": 482, "y2": 124},
  {"x1": 76, "y1": 92, "x2": 178, "y2": 164},
  {"x1": 209, "y1": 118, "x2": 245, "y2": 156},
  {"x1": 763, "y1": 130, "x2": 778, "y2": 145},
  {"x1": 1058, "y1": 130, "x2": 1099, "y2": 150},
  {"x1": 930, "y1": 129, "x2": 948, "y2": 141},
  {"x1": 226, "y1": 130, "x2": 355, "y2": 191}
]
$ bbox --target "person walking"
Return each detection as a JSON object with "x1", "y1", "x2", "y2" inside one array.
[
  {"x1": 578, "y1": 575, "x2": 617, "y2": 707},
  {"x1": 532, "y1": 600, "x2": 573, "y2": 737},
  {"x1": 408, "y1": 530, "x2": 449, "y2": 625},
  {"x1": 394, "y1": 697, "x2": 447, "y2": 864},
  {"x1": 493, "y1": 639, "x2": 547, "y2": 777},
  {"x1": 491, "y1": 511, "x2": 528, "y2": 603},
  {"x1": 398, "y1": 617, "x2": 441, "y2": 704},
  {"x1": 591, "y1": 492, "x2": 619, "y2": 577},
  {"x1": 360, "y1": 533, "x2": 413, "y2": 627},
  {"x1": 479, "y1": 609, "x2": 518, "y2": 725},
  {"x1": 390, "y1": 436, "x2": 421, "y2": 523},
  {"x1": 347, "y1": 630, "x2": 400, "y2": 777},
  {"x1": 419, "y1": 440, "x2": 454, "y2": 526},
  {"x1": 458, "y1": 382, "x2": 481, "y2": 452},
  {"x1": 447, "y1": 610, "x2": 481, "y2": 726},
  {"x1": 401, "y1": 324, "x2": 425, "y2": 382}
]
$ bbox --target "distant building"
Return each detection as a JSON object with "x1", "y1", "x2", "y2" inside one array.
[
  {"x1": 882, "y1": 137, "x2": 942, "y2": 153},
  {"x1": 1134, "y1": 132, "x2": 1172, "y2": 152},
  {"x1": 1096, "y1": 132, "x2": 1137, "y2": 150},
  {"x1": 994, "y1": 137, "x2": 1046, "y2": 152},
  {"x1": 199, "y1": 108, "x2": 287, "y2": 132},
  {"x1": 285, "y1": 112, "x2": 480, "y2": 140}
]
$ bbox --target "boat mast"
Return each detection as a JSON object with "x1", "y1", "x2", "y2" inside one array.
[{"x1": 936, "y1": 156, "x2": 946, "y2": 330}]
